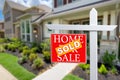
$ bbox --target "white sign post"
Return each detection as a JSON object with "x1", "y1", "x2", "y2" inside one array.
[{"x1": 46, "y1": 8, "x2": 117, "y2": 80}]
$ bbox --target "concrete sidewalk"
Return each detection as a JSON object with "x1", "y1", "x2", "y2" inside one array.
[
  {"x1": 0, "y1": 65, "x2": 17, "y2": 80},
  {"x1": 33, "y1": 63, "x2": 78, "y2": 80}
]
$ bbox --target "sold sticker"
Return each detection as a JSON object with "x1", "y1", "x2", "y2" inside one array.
[{"x1": 51, "y1": 34, "x2": 86, "y2": 63}]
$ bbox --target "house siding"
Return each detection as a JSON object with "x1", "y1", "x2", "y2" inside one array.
[
  {"x1": 3, "y1": 2, "x2": 25, "y2": 38},
  {"x1": 12, "y1": 9, "x2": 25, "y2": 22},
  {"x1": 0, "y1": 22, "x2": 4, "y2": 38}
]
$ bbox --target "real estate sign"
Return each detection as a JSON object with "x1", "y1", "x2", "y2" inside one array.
[{"x1": 51, "y1": 34, "x2": 86, "y2": 63}]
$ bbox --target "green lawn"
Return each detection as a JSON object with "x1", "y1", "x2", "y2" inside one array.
[
  {"x1": 63, "y1": 74, "x2": 83, "y2": 80},
  {"x1": 0, "y1": 53, "x2": 36, "y2": 80}
]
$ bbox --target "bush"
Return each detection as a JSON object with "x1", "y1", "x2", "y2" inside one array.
[
  {"x1": 7, "y1": 44, "x2": 16, "y2": 52},
  {"x1": 32, "y1": 58, "x2": 44, "y2": 69},
  {"x1": 79, "y1": 64, "x2": 90, "y2": 70},
  {"x1": 23, "y1": 46, "x2": 29, "y2": 50},
  {"x1": 110, "y1": 66, "x2": 118, "y2": 75},
  {"x1": 0, "y1": 45, "x2": 5, "y2": 52},
  {"x1": 43, "y1": 51, "x2": 51, "y2": 63},
  {"x1": 3, "y1": 44, "x2": 8, "y2": 50},
  {"x1": 29, "y1": 53, "x2": 38, "y2": 62},
  {"x1": 0, "y1": 38, "x2": 7, "y2": 43},
  {"x1": 18, "y1": 47, "x2": 23, "y2": 53},
  {"x1": 40, "y1": 39, "x2": 50, "y2": 52},
  {"x1": 102, "y1": 50, "x2": 116, "y2": 67},
  {"x1": 11, "y1": 38, "x2": 20, "y2": 42},
  {"x1": 22, "y1": 50, "x2": 31, "y2": 57},
  {"x1": 31, "y1": 47, "x2": 38, "y2": 53},
  {"x1": 98, "y1": 64, "x2": 108, "y2": 74},
  {"x1": 18, "y1": 56, "x2": 28, "y2": 64}
]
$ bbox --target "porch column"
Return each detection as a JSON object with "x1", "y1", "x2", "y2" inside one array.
[
  {"x1": 109, "y1": 11, "x2": 116, "y2": 40},
  {"x1": 30, "y1": 21, "x2": 33, "y2": 42},
  {"x1": 102, "y1": 12, "x2": 108, "y2": 40}
]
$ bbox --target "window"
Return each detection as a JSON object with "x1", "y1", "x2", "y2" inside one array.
[
  {"x1": 71, "y1": 21, "x2": 81, "y2": 34},
  {"x1": 21, "y1": 20, "x2": 31, "y2": 42},
  {"x1": 57, "y1": 0, "x2": 63, "y2": 7},
  {"x1": 22, "y1": 22, "x2": 25, "y2": 33},
  {"x1": 48, "y1": 22, "x2": 52, "y2": 32},
  {"x1": 5, "y1": 11, "x2": 11, "y2": 22},
  {"x1": 72, "y1": 0, "x2": 77, "y2": 2},
  {"x1": 26, "y1": 20, "x2": 30, "y2": 33}
]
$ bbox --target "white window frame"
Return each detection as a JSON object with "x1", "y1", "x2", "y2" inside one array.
[{"x1": 21, "y1": 19, "x2": 32, "y2": 42}]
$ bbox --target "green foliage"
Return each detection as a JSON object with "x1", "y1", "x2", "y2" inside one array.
[
  {"x1": 10, "y1": 38, "x2": 20, "y2": 42},
  {"x1": 31, "y1": 47, "x2": 38, "y2": 53},
  {"x1": 98, "y1": 64, "x2": 108, "y2": 74},
  {"x1": 110, "y1": 66, "x2": 118, "y2": 75},
  {"x1": 7, "y1": 44, "x2": 16, "y2": 52},
  {"x1": 32, "y1": 58, "x2": 44, "y2": 69},
  {"x1": 22, "y1": 49, "x2": 31, "y2": 57},
  {"x1": 43, "y1": 51, "x2": 51, "y2": 62},
  {"x1": 22, "y1": 46, "x2": 29, "y2": 50},
  {"x1": 102, "y1": 50, "x2": 116, "y2": 67},
  {"x1": 31, "y1": 42, "x2": 38, "y2": 48},
  {"x1": 0, "y1": 38, "x2": 8, "y2": 43},
  {"x1": 79, "y1": 64, "x2": 90, "y2": 70},
  {"x1": 3, "y1": 44, "x2": 8, "y2": 50},
  {"x1": 40, "y1": 39, "x2": 50, "y2": 52},
  {"x1": 0, "y1": 45, "x2": 5, "y2": 52},
  {"x1": 29, "y1": 53, "x2": 38, "y2": 62},
  {"x1": 18, "y1": 47, "x2": 23, "y2": 52},
  {"x1": 63, "y1": 74, "x2": 83, "y2": 80},
  {"x1": 18, "y1": 56, "x2": 28, "y2": 64}
]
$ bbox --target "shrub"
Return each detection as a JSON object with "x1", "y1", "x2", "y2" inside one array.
[
  {"x1": 18, "y1": 47, "x2": 23, "y2": 53},
  {"x1": 43, "y1": 51, "x2": 51, "y2": 63},
  {"x1": 79, "y1": 64, "x2": 90, "y2": 70},
  {"x1": 40, "y1": 39, "x2": 50, "y2": 52},
  {"x1": 11, "y1": 38, "x2": 20, "y2": 42},
  {"x1": 22, "y1": 49, "x2": 31, "y2": 57},
  {"x1": 29, "y1": 53, "x2": 38, "y2": 62},
  {"x1": 102, "y1": 50, "x2": 116, "y2": 67},
  {"x1": 31, "y1": 47, "x2": 38, "y2": 53},
  {"x1": 22, "y1": 46, "x2": 29, "y2": 50},
  {"x1": 11, "y1": 45, "x2": 17, "y2": 52},
  {"x1": 31, "y1": 42, "x2": 38, "y2": 48},
  {"x1": 98, "y1": 64, "x2": 108, "y2": 74},
  {"x1": 32, "y1": 58, "x2": 44, "y2": 69},
  {"x1": 110, "y1": 66, "x2": 118, "y2": 75},
  {"x1": 18, "y1": 56, "x2": 28, "y2": 64},
  {"x1": 0, "y1": 38, "x2": 7, "y2": 43},
  {"x1": 3, "y1": 44, "x2": 8, "y2": 50},
  {"x1": 0, "y1": 45, "x2": 5, "y2": 52}
]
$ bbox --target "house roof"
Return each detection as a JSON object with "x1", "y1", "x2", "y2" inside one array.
[
  {"x1": 16, "y1": 4, "x2": 52, "y2": 24},
  {"x1": 44, "y1": 0, "x2": 120, "y2": 20},
  {"x1": 5, "y1": 0, "x2": 28, "y2": 11}
]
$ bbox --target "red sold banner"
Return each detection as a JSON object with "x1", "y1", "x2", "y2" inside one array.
[{"x1": 51, "y1": 34, "x2": 86, "y2": 63}]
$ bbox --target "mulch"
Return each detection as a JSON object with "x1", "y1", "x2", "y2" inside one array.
[
  {"x1": 71, "y1": 66, "x2": 120, "y2": 80},
  {"x1": 5, "y1": 50, "x2": 55, "y2": 75}
]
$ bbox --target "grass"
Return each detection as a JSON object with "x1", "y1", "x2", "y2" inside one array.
[
  {"x1": 0, "y1": 53, "x2": 36, "y2": 80},
  {"x1": 63, "y1": 74, "x2": 83, "y2": 80}
]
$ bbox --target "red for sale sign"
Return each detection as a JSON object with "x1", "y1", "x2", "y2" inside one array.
[{"x1": 51, "y1": 34, "x2": 86, "y2": 63}]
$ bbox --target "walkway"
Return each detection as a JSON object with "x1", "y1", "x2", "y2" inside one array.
[
  {"x1": 0, "y1": 65, "x2": 17, "y2": 80},
  {"x1": 33, "y1": 63, "x2": 78, "y2": 80}
]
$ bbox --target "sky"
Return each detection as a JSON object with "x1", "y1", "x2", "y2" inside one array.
[{"x1": 0, "y1": 0, "x2": 52, "y2": 21}]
